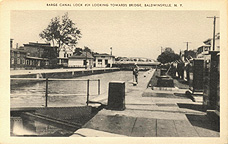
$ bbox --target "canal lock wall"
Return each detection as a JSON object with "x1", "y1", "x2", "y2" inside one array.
[{"x1": 10, "y1": 68, "x2": 120, "y2": 86}]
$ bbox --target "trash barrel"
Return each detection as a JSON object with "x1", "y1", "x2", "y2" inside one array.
[
  {"x1": 156, "y1": 76, "x2": 174, "y2": 87},
  {"x1": 160, "y1": 68, "x2": 167, "y2": 76},
  {"x1": 107, "y1": 81, "x2": 125, "y2": 110}
]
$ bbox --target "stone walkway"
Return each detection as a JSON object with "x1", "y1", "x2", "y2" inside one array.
[{"x1": 71, "y1": 69, "x2": 220, "y2": 137}]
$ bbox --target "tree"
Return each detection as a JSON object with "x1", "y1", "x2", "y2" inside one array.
[
  {"x1": 84, "y1": 46, "x2": 91, "y2": 53},
  {"x1": 157, "y1": 47, "x2": 180, "y2": 64},
  {"x1": 73, "y1": 46, "x2": 93, "y2": 56},
  {"x1": 74, "y1": 47, "x2": 83, "y2": 55},
  {"x1": 39, "y1": 13, "x2": 82, "y2": 52},
  {"x1": 184, "y1": 50, "x2": 197, "y2": 60}
]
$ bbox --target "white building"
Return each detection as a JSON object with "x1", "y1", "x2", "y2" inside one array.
[
  {"x1": 93, "y1": 53, "x2": 115, "y2": 68},
  {"x1": 197, "y1": 33, "x2": 220, "y2": 58},
  {"x1": 57, "y1": 45, "x2": 74, "y2": 66},
  {"x1": 68, "y1": 52, "x2": 94, "y2": 68},
  {"x1": 196, "y1": 45, "x2": 211, "y2": 58}
]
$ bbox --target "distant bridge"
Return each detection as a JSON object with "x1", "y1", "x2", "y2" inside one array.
[
  {"x1": 115, "y1": 61, "x2": 160, "y2": 65},
  {"x1": 114, "y1": 61, "x2": 160, "y2": 70}
]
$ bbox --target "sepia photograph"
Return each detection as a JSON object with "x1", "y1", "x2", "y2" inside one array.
[{"x1": 0, "y1": 0, "x2": 227, "y2": 144}]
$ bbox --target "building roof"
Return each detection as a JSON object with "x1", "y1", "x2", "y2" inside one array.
[
  {"x1": 26, "y1": 56, "x2": 49, "y2": 60},
  {"x1": 69, "y1": 52, "x2": 94, "y2": 59},
  {"x1": 203, "y1": 38, "x2": 212, "y2": 45},
  {"x1": 10, "y1": 48, "x2": 27, "y2": 53},
  {"x1": 23, "y1": 42, "x2": 58, "y2": 49},
  {"x1": 198, "y1": 45, "x2": 211, "y2": 49},
  {"x1": 94, "y1": 53, "x2": 115, "y2": 57}
]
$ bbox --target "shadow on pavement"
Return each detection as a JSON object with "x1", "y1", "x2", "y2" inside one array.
[
  {"x1": 172, "y1": 78, "x2": 189, "y2": 89},
  {"x1": 186, "y1": 114, "x2": 220, "y2": 132},
  {"x1": 177, "y1": 103, "x2": 205, "y2": 112}
]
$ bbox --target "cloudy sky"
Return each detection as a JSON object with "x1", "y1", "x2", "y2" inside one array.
[{"x1": 11, "y1": 10, "x2": 219, "y2": 60}]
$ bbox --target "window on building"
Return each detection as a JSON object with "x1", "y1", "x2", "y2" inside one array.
[
  {"x1": 105, "y1": 59, "x2": 108, "y2": 65},
  {"x1": 37, "y1": 61, "x2": 40, "y2": 66},
  {"x1": 98, "y1": 59, "x2": 102, "y2": 65},
  {"x1": 83, "y1": 60, "x2": 87, "y2": 65},
  {"x1": 22, "y1": 58, "x2": 25, "y2": 64},
  {"x1": 98, "y1": 59, "x2": 102, "y2": 62},
  {"x1": 26, "y1": 60, "x2": 29, "y2": 65},
  {"x1": 11, "y1": 58, "x2": 14, "y2": 64},
  {"x1": 30, "y1": 60, "x2": 32, "y2": 65},
  {"x1": 17, "y1": 58, "x2": 20, "y2": 64},
  {"x1": 17, "y1": 52, "x2": 20, "y2": 57}
]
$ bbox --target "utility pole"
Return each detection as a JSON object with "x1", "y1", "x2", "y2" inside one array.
[
  {"x1": 207, "y1": 16, "x2": 219, "y2": 51},
  {"x1": 84, "y1": 46, "x2": 88, "y2": 69},
  {"x1": 110, "y1": 47, "x2": 113, "y2": 67},
  {"x1": 110, "y1": 47, "x2": 112, "y2": 56},
  {"x1": 184, "y1": 42, "x2": 191, "y2": 51},
  {"x1": 85, "y1": 51, "x2": 87, "y2": 69}
]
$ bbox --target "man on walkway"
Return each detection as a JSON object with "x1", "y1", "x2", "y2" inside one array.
[
  {"x1": 133, "y1": 64, "x2": 139, "y2": 84},
  {"x1": 177, "y1": 60, "x2": 185, "y2": 79},
  {"x1": 185, "y1": 62, "x2": 191, "y2": 83}
]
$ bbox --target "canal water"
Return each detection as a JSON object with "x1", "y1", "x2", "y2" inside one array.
[
  {"x1": 11, "y1": 71, "x2": 134, "y2": 136},
  {"x1": 11, "y1": 71, "x2": 133, "y2": 108}
]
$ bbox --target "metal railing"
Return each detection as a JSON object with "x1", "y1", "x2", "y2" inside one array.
[{"x1": 10, "y1": 78, "x2": 101, "y2": 107}]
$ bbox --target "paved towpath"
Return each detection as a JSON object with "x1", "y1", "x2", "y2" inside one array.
[{"x1": 71, "y1": 69, "x2": 219, "y2": 137}]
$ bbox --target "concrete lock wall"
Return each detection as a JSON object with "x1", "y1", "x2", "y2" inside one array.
[{"x1": 107, "y1": 81, "x2": 125, "y2": 110}]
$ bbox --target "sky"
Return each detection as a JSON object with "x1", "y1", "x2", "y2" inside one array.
[{"x1": 10, "y1": 10, "x2": 219, "y2": 60}]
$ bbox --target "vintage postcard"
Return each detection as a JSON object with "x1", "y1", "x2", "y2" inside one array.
[{"x1": 0, "y1": 0, "x2": 227, "y2": 144}]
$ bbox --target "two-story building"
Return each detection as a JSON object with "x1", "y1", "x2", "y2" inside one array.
[
  {"x1": 23, "y1": 42, "x2": 58, "y2": 69},
  {"x1": 204, "y1": 33, "x2": 220, "y2": 51},
  {"x1": 196, "y1": 45, "x2": 211, "y2": 58},
  {"x1": 10, "y1": 39, "x2": 27, "y2": 70},
  {"x1": 197, "y1": 33, "x2": 220, "y2": 58},
  {"x1": 57, "y1": 44, "x2": 74, "y2": 67},
  {"x1": 10, "y1": 47, "x2": 27, "y2": 70},
  {"x1": 93, "y1": 53, "x2": 115, "y2": 68},
  {"x1": 10, "y1": 39, "x2": 58, "y2": 70}
]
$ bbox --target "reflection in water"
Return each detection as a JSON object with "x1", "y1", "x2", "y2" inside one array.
[
  {"x1": 11, "y1": 116, "x2": 74, "y2": 136},
  {"x1": 11, "y1": 117, "x2": 35, "y2": 136},
  {"x1": 11, "y1": 71, "x2": 132, "y2": 107}
]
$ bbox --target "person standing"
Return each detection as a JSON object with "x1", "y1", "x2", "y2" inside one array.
[
  {"x1": 185, "y1": 62, "x2": 191, "y2": 83},
  {"x1": 180, "y1": 61, "x2": 185, "y2": 79},
  {"x1": 133, "y1": 64, "x2": 139, "y2": 84},
  {"x1": 177, "y1": 61, "x2": 181, "y2": 79}
]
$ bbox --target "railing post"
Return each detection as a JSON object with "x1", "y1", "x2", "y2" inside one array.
[
  {"x1": 86, "y1": 79, "x2": 89, "y2": 106},
  {"x1": 98, "y1": 79, "x2": 100, "y2": 95},
  {"x1": 45, "y1": 77, "x2": 48, "y2": 107}
]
